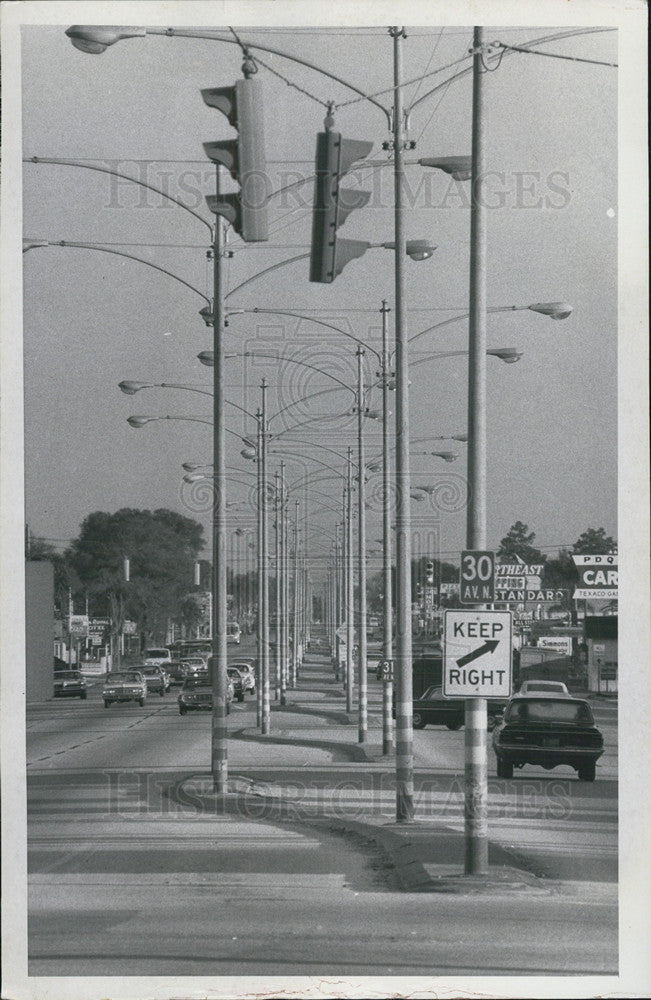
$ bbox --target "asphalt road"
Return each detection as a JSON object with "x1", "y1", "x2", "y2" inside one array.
[{"x1": 27, "y1": 650, "x2": 618, "y2": 977}]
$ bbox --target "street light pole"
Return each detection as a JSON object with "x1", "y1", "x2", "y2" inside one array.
[
  {"x1": 211, "y1": 165, "x2": 229, "y2": 793},
  {"x1": 346, "y1": 447, "x2": 355, "y2": 714},
  {"x1": 357, "y1": 347, "x2": 368, "y2": 743},
  {"x1": 292, "y1": 499, "x2": 300, "y2": 687},
  {"x1": 391, "y1": 25, "x2": 415, "y2": 821},
  {"x1": 465, "y1": 24, "x2": 489, "y2": 874},
  {"x1": 279, "y1": 463, "x2": 288, "y2": 705},
  {"x1": 274, "y1": 471, "x2": 282, "y2": 703},
  {"x1": 260, "y1": 381, "x2": 271, "y2": 733},
  {"x1": 380, "y1": 299, "x2": 395, "y2": 754}
]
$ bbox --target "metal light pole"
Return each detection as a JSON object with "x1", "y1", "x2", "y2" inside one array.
[
  {"x1": 211, "y1": 165, "x2": 229, "y2": 792},
  {"x1": 274, "y1": 471, "x2": 282, "y2": 702},
  {"x1": 256, "y1": 406, "x2": 264, "y2": 728},
  {"x1": 279, "y1": 464, "x2": 288, "y2": 705},
  {"x1": 345, "y1": 447, "x2": 355, "y2": 713},
  {"x1": 380, "y1": 299, "x2": 395, "y2": 754},
  {"x1": 391, "y1": 26, "x2": 414, "y2": 821},
  {"x1": 465, "y1": 24, "x2": 489, "y2": 874},
  {"x1": 357, "y1": 348, "x2": 368, "y2": 743},
  {"x1": 259, "y1": 379, "x2": 271, "y2": 733},
  {"x1": 292, "y1": 499, "x2": 300, "y2": 687}
]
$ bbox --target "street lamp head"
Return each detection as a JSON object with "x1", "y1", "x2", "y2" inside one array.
[
  {"x1": 431, "y1": 451, "x2": 458, "y2": 462},
  {"x1": 487, "y1": 347, "x2": 522, "y2": 364},
  {"x1": 183, "y1": 473, "x2": 208, "y2": 483},
  {"x1": 418, "y1": 156, "x2": 473, "y2": 181},
  {"x1": 119, "y1": 380, "x2": 148, "y2": 395},
  {"x1": 364, "y1": 409, "x2": 381, "y2": 421},
  {"x1": 197, "y1": 351, "x2": 214, "y2": 367},
  {"x1": 199, "y1": 305, "x2": 214, "y2": 327},
  {"x1": 381, "y1": 240, "x2": 437, "y2": 261},
  {"x1": 410, "y1": 490, "x2": 426, "y2": 501},
  {"x1": 65, "y1": 25, "x2": 146, "y2": 54},
  {"x1": 240, "y1": 446, "x2": 257, "y2": 460},
  {"x1": 127, "y1": 415, "x2": 155, "y2": 428},
  {"x1": 529, "y1": 301, "x2": 573, "y2": 320}
]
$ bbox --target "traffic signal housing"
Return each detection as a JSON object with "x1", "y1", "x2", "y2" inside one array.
[
  {"x1": 202, "y1": 78, "x2": 268, "y2": 242},
  {"x1": 310, "y1": 130, "x2": 373, "y2": 283}
]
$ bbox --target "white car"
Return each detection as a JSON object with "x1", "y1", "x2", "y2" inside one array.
[
  {"x1": 229, "y1": 660, "x2": 256, "y2": 693},
  {"x1": 144, "y1": 647, "x2": 172, "y2": 667},
  {"x1": 227, "y1": 623, "x2": 242, "y2": 644},
  {"x1": 518, "y1": 679, "x2": 569, "y2": 696}
]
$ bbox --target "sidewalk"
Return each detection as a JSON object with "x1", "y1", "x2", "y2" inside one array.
[{"x1": 179, "y1": 652, "x2": 604, "y2": 897}]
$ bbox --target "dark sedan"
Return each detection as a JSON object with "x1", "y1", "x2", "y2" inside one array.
[
  {"x1": 410, "y1": 686, "x2": 507, "y2": 730},
  {"x1": 53, "y1": 670, "x2": 87, "y2": 700},
  {"x1": 492, "y1": 693, "x2": 604, "y2": 781},
  {"x1": 166, "y1": 660, "x2": 187, "y2": 686},
  {"x1": 178, "y1": 676, "x2": 233, "y2": 715}
]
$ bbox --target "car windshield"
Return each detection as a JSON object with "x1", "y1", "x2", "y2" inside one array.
[
  {"x1": 146, "y1": 649, "x2": 168, "y2": 658},
  {"x1": 56, "y1": 671, "x2": 82, "y2": 680},
  {"x1": 506, "y1": 699, "x2": 594, "y2": 724},
  {"x1": 183, "y1": 678, "x2": 211, "y2": 690},
  {"x1": 142, "y1": 668, "x2": 159, "y2": 676},
  {"x1": 421, "y1": 686, "x2": 443, "y2": 700},
  {"x1": 106, "y1": 672, "x2": 141, "y2": 683}
]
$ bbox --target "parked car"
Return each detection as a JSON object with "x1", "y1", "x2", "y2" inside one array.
[
  {"x1": 226, "y1": 666, "x2": 246, "y2": 701},
  {"x1": 166, "y1": 660, "x2": 187, "y2": 686},
  {"x1": 492, "y1": 693, "x2": 604, "y2": 781},
  {"x1": 140, "y1": 665, "x2": 167, "y2": 697},
  {"x1": 227, "y1": 622, "x2": 242, "y2": 644},
  {"x1": 407, "y1": 685, "x2": 507, "y2": 730},
  {"x1": 178, "y1": 675, "x2": 233, "y2": 715},
  {"x1": 144, "y1": 647, "x2": 172, "y2": 667},
  {"x1": 229, "y1": 660, "x2": 256, "y2": 694},
  {"x1": 102, "y1": 670, "x2": 147, "y2": 708},
  {"x1": 53, "y1": 670, "x2": 87, "y2": 700},
  {"x1": 518, "y1": 679, "x2": 569, "y2": 695}
]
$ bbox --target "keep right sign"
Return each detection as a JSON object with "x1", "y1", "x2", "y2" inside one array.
[{"x1": 443, "y1": 609, "x2": 513, "y2": 698}]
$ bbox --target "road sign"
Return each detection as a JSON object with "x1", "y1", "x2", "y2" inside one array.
[
  {"x1": 537, "y1": 635, "x2": 572, "y2": 655},
  {"x1": 443, "y1": 609, "x2": 512, "y2": 698},
  {"x1": 378, "y1": 659, "x2": 394, "y2": 681},
  {"x1": 459, "y1": 549, "x2": 495, "y2": 604}
]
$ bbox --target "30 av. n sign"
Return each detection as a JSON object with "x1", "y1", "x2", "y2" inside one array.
[{"x1": 459, "y1": 549, "x2": 495, "y2": 604}]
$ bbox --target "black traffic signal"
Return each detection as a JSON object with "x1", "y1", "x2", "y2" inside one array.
[
  {"x1": 202, "y1": 78, "x2": 268, "y2": 242},
  {"x1": 426, "y1": 561, "x2": 435, "y2": 585},
  {"x1": 310, "y1": 130, "x2": 373, "y2": 283}
]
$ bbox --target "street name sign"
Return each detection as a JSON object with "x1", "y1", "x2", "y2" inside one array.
[
  {"x1": 459, "y1": 549, "x2": 495, "y2": 604},
  {"x1": 443, "y1": 609, "x2": 512, "y2": 698}
]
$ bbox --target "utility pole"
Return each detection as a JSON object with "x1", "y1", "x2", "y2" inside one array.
[
  {"x1": 346, "y1": 446, "x2": 355, "y2": 713},
  {"x1": 357, "y1": 347, "x2": 368, "y2": 742},
  {"x1": 380, "y1": 300, "x2": 395, "y2": 754}
]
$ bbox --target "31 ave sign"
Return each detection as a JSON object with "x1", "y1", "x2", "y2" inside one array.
[{"x1": 443, "y1": 609, "x2": 512, "y2": 698}]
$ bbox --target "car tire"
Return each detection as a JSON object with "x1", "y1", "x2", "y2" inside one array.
[
  {"x1": 179, "y1": 705, "x2": 187, "y2": 715},
  {"x1": 237, "y1": 692, "x2": 244, "y2": 702},
  {"x1": 226, "y1": 703, "x2": 231, "y2": 715},
  {"x1": 139, "y1": 697, "x2": 145, "y2": 707},
  {"x1": 446, "y1": 718, "x2": 463, "y2": 731},
  {"x1": 103, "y1": 700, "x2": 110, "y2": 709},
  {"x1": 497, "y1": 758, "x2": 513, "y2": 779},
  {"x1": 577, "y1": 761, "x2": 596, "y2": 781},
  {"x1": 413, "y1": 712, "x2": 426, "y2": 730},
  {"x1": 81, "y1": 692, "x2": 87, "y2": 700},
  {"x1": 159, "y1": 689, "x2": 165, "y2": 697}
]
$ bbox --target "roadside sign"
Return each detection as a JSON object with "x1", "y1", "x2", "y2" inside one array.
[
  {"x1": 443, "y1": 609, "x2": 512, "y2": 697},
  {"x1": 572, "y1": 554, "x2": 618, "y2": 600},
  {"x1": 378, "y1": 659, "x2": 394, "y2": 681},
  {"x1": 537, "y1": 635, "x2": 572, "y2": 655},
  {"x1": 459, "y1": 550, "x2": 495, "y2": 604},
  {"x1": 68, "y1": 614, "x2": 89, "y2": 637}
]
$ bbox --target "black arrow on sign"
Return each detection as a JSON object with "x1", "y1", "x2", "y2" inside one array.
[{"x1": 456, "y1": 639, "x2": 499, "y2": 668}]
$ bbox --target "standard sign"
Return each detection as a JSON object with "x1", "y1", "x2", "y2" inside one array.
[{"x1": 443, "y1": 609, "x2": 512, "y2": 698}]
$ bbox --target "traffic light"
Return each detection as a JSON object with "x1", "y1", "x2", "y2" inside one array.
[
  {"x1": 202, "y1": 78, "x2": 268, "y2": 242},
  {"x1": 426, "y1": 561, "x2": 435, "y2": 585},
  {"x1": 310, "y1": 130, "x2": 373, "y2": 283}
]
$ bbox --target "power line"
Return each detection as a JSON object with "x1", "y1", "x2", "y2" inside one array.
[{"x1": 497, "y1": 41, "x2": 618, "y2": 69}]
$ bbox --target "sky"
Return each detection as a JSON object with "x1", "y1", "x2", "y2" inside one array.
[{"x1": 15, "y1": 12, "x2": 620, "y2": 580}]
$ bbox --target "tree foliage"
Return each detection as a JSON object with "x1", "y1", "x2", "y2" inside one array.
[
  {"x1": 572, "y1": 527, "x2": 616, "y2": 554},
  {"x1": 497, "y1": 521, "x2": 546, "y2": 565},
  {"x1": 67, "y1": 508, "x2": 205, "y2": 642}
]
